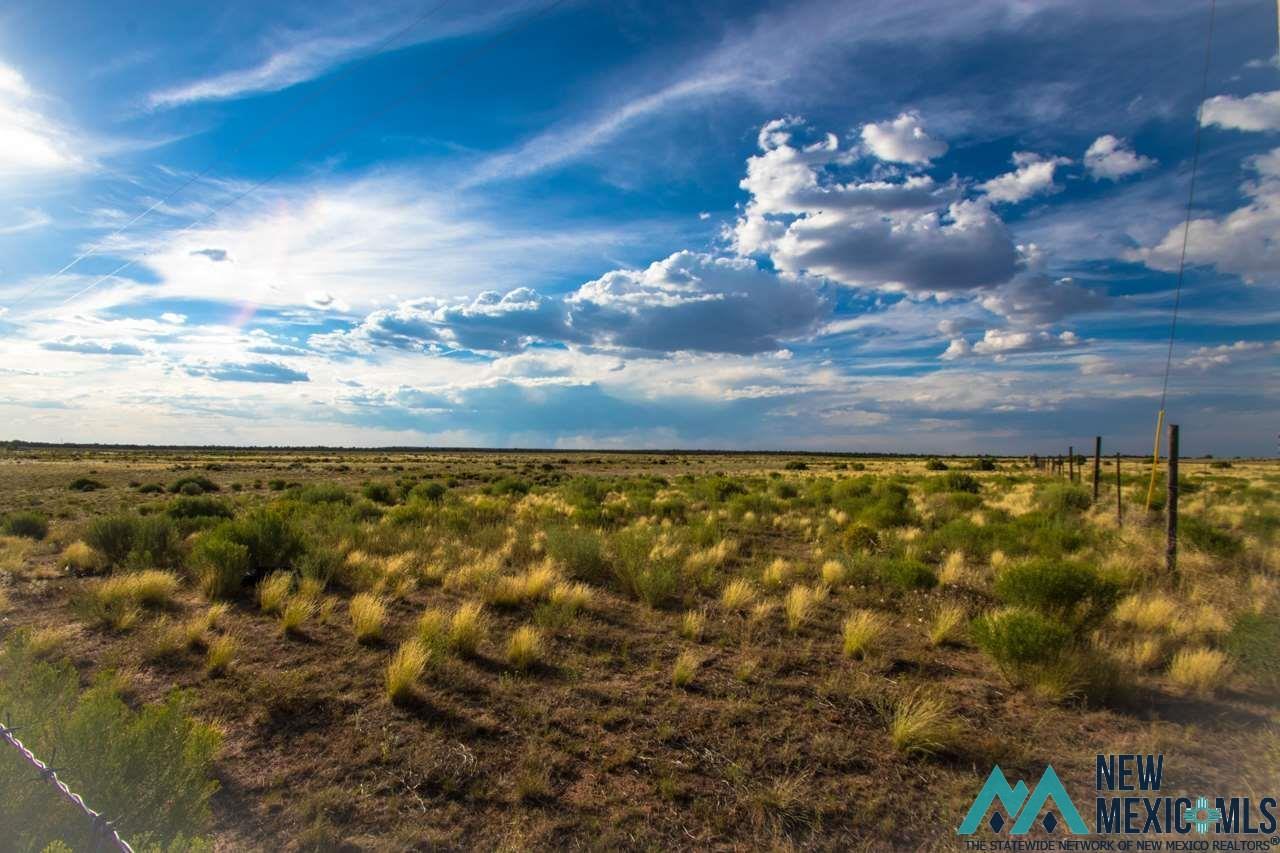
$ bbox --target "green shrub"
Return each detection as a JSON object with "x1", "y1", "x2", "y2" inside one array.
[
  {"x1": 361, "y1": 482, "x2": 397, "y2": 504},
  {"x1": 1179, "y1": 516, "x2": 1243, "y2": 559},
  {"x1": 296, "y1": 483, "x2": 350, "y2": 504},
  {"x1": 85, "y1": 515, "x2": 139, "y2": 566},
  {"x1": 167, "y1": 496, "x2": 234, "y2": 520},
  {"x1": 970, "y1": 457, "x2": 998, "y2": 471},
  {"x1": 972, "y1": 608, "x2": 1072, "y2": 677},
  {"x1": 929, "y1": 472, "x2": 980, "y2": 494},
  {"x1": 409, "y1": 481, "x2": 447, "y2": 503},
  {"x1": 784, "y1": 460, "x2": 808, "y2": 471},
  {"x1": 137, "y1": 482, "x2": 165, "y2": 494},
  {"x1": 1036, "y1": 482, "x2": 1091, "y2": 515},
  {"x1": 488, "y1": 476, "x2": 530, "y2": 496},
  {"x1": 879, "y1": 558, "x2": 937, "y2": 590},
  {"x1": 216, "y1": 509, "x2": 305, "y2": 576},
  {"x1": 842, "y1": 524, "x2": 881, "y2": 554},
  {"x1": 190, "y1": 535, "x2": 249, "y2": 599},
  {"x1": 610, "y1": 526, "x2": 682, "y2": 608},
  {"x1": 2, "y1": 510, "x2": 47, "y2": 540},
  {"x1": 68, "y1": 477, "x2": 106, "y2": 492},
  {"x1": 993, "y1": 559, "x2": 1118, "y2": 626},
  {"x1": 924, "y1": 459, "x2": 948, "y2": 471},
  {"x1": 0, "y1": 635, "x2": 219, "y2": 849},
  {"x1": 168, "y1": 475, "x2": 218, "y2": 494},
  {"x1": 546, "y1": 525, "x2": 607, "y2": 584},
  {"x1": 128, "y1": 515, "x2": 183, "y2": 568}
]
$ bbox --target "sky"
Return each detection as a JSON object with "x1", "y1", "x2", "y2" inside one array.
[{"x1": 0, "y1": 0, "x2": 1277, "y2": 454}]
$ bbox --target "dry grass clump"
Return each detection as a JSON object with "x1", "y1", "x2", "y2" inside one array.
[
  {"x1": 280, "y1": 595, "x2": 315, "y2": 636},
  {"x1": 720, "y1": 578, "x2": 757, "y2": 612},
  {"x1": 784, "y1": 585, "x2": 818, "y2": 633},
  {"x1": 183, "y1": 604, "x2": 228, "y2": 648},
  {"x1": 548, "y1": 580, "x2": 592, "y2": 614},
  {"x1": 84, "y1": 571, "x2": 180, "y2": 630},
  {"x1": 680, "y1": 609, "x2": 706, "y2": 642},
  {"x1": 842, "y1": 609, "x2": 888, "y2": 659},
  {"x1": 257, "y1": 571, "x2": 293, "y2": 615},
  {"x1": 1168, "y1": 647, "x2": 1231, "y2": 696},
  {"x1": 28, "y1": 625, "x2": 75, "y2": 659},
  {"x1": 1113, "y1": 592, "x2": 1178, "y2": 632},
  {"x1": 672, "y1": 649, "x2": 699, "y2": 688},
  {"x1": 927, "y1": 603, "x2": 966, "y2": 647},
  {"x1": 1119, "y1": 637, "x2": 1166, "y2": 671},
  {"x1": 0, "y1": 536, "x2": 35, "y2": 574},
  {"x1": 820, "y1": 559, "x2": 846, "y2": 587},
  {"x1": 887, "y1": 690, "x2": 956, "y2": 756},
  {"x1": 488, "y1": 560, "x2": 560, "y2": 607},
  {"x1": 761, "y1": 558, "x2": 794, "y2": 590},
  {"x1": 450, "y1": 602, "x2": 487, "y2": 656},
  {"x1": 350, "y1": 593, "x2": 387, "y2": 644},
  {"x1": 939, "y1": 551, "x2": 970, "y2": 587},
  {"x1": 386, "y1": 640, "x2": 429, "y2": 705},
  {"x1": 61, "y1": 541, "x2": 106, "y2": 573},
  {"x1": 507, "y1": 624, "x2": 544, "y2": 671},
  {"x1": 417, "y1": 606, "x2": 451, "y2": 653},
  {"x1": 685, "y1": 538, "x2": 738, "y2": 574},
  {"x1": 206, "y1": 633, "x2": 237, "y2": 676}
]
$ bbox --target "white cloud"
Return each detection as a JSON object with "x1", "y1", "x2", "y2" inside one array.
[
  {"x1": 1133, "y1": 147, "x2": 1280, "y2": 284},
  {"x1": 962, "y1": 328, "x2": 1081, "y2": 360},
  {"x1": 0, "y1": 207, "x2": 51, "y2": 235},
  {"x1": 978, "y1": 151, "x2": 1070, "y2": 203},
  {"x1": 1083, "y1": 134, "x2": 1155, "y2": 180},
  {"x1": 1201, "y1": 89, "x2": 1280, "y2": 133},
  {"x1": 732, "y1": 118, "x2": 1015, "y2": 296},
  {"x1": 860, "y1": 112, "x2": 948, "y2": 165},
  {"x1": 0, "y1": 62, "x2": 86, "y2": 178},
  {"x1": 1182, "y1": 340, "x2": 1266, "y2": 370}
]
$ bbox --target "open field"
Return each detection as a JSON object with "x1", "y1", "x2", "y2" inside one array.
[{"x1": 1, "y1": 447, "x2": 1278, "y2": 850}]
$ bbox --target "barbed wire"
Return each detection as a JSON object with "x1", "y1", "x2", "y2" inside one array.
[{"x1": 0, "y1": 717, "x2": 135, "y2": 853}]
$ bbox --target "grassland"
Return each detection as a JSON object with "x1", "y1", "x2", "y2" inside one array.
[{"x1": 0, "y1": 446, "x2": 1277, "y2": 850}]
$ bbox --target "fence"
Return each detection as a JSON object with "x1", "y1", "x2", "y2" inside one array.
[{"x1": 0, "y1": 718, "x2": 134, "y2": 853}]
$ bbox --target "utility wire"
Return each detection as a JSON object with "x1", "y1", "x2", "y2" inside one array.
[
  {"x1": 12, "y1": 0, "x2": 456, "y2": 307},
  {"x1": 39, "y1": 0, "x2": 568, "y2": 313},
  {"x1": 1158, "y1": 0, "x2": 1217, "y2": 412}
]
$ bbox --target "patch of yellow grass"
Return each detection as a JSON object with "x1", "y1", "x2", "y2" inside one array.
[
  {"x1": 417, "y1": 606, "x2": 450, "y2": 652},
  {"x1": 672, "y1": 649, "x2": 699, "y2": 688},
  {"x1": 888, "y1": 691, "x2": 956, "y2": 756},
  {"x1": 820, "y1": 559, "x2": 846, "y2": 587},
  {"x1": 842, "y1": 609, "x2": 887, "y2": 659},
  {"x1": 1168, "y1": 647, "x2": 1231, "y2": 696},
  {"x1": 1119, "y1": 637, "x2": 1165, "y2": 671},
  {"x1": 685, "y1": 538, "x2": 738, "y2": 574},
  {"x1": 280, "y1": 595, "x2": 314, "y2": 636},
  {"x1": 28, "y1": 625, "x2": 75, "y2": 658},
  {"x1": 761, "y1": 558, "x2": 794, "y2": 590},
  {"x1": 680, "y1": 609, "x2": 706, "y2": 642},
  {"x1": 720, "y1": 577, "x2": 757, "y2": 612},
  {"x1": 449, "y1": 601, "x2": 487, "y2": 656},
  {"x1": 349, "y1": 593, "x2": 386, "y2": 644},
  {"x1": 206, "y1": 634, "x2": 236, "y2": 676},
  {"x1": 1113, "y1": 592, "x2": 1179, "y2": 633},
  {"x1": 784, "y1": 585, "x2": 817, "y2": 633},
  {"x1": 257, "y1": 571, "x2": 292, "y2": 615},
  {"x1": 927, "y1": 603, "x2": 966, "y2": 647},
  {"x1": 386, "y1": 640, "x2": 429, "y2": 705},
  {"x1": 488, "y1": 560, "x2": 561, "y2": 607},
  {"x1": 506, "y1": 624, "x2": 544, "y2": 671},
  {"x1": 548, "y1": 580, "x2": 592, "y2": 615},
  {"x1": 938, "y1": 551, "x2": 969, "y2": 587},
  {"x1": 0, "y1": 536, "x2": 34, "y2": 574},
  {"x1": 61, "y1": 541, "x2": 105, "y2": 573}
]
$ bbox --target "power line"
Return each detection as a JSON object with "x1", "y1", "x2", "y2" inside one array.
[
  {"x1": 1158, "y1": 0, "x2": 1217, "y2": 412},
  {"x1": 12, "y1": 0, "x2": 458, "y2": 307}
]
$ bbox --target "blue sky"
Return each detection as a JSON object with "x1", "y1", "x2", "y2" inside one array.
[{"x1": 0, "y1": 0, "x2": 1276, "y2": 453}]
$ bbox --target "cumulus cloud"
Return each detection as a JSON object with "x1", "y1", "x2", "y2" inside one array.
[
  {"x1": 944, "y1": 328, "x2": 1082, "y2": 361},
  {"x1": 732, "y1": 117, "x2": 1017, "y2": 296},
  {"x1": 1133, "y1": 147, "x2": 1280, "y2": 284},
  {"x1": 1201, "y1": 89, "x2": 1280, "y2": 133},
  {"x1": 320, "y1": 251, "x2": 829, "y2": 357},
  {"x1": 860, "y1": 112, "x2": 948, "y2": 165},
  {"x1": 1182, "y1": 340, "x2": 1266, "y2": 370},
  {"x1": 40, "y1": 336, "x2": 144, "y2": 355},
  {"x1": 1083, "y1": 135, "x2": 1155, "y2": 180},
  {"x1": 978, "y1": 152, "x2": 1071, "y2": 203},
  {"x1": 182, "y1": 360, "x2": 309, "y2": 383}
]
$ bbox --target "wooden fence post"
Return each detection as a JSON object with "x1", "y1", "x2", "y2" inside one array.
[
  {"x1": 1115, "y1": 452, "x2": 1122, "y2": 527},
  {"x1": 1092, "y1": 436, "x2": 1102, "y2": 502},
  {"x1": 1068, "y1": 446, "x2": 1074, "y2": 482},
  {"x1": 1166, "y1": 424, "x2": 1179, "y2": 575}
]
